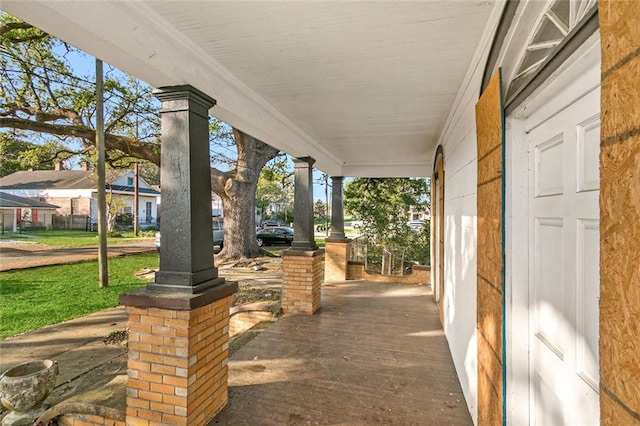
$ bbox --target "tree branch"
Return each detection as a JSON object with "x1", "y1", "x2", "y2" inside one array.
[
  {"x1": 0, "y1": 116, "x2": 160, "y2": 164},
  {"x1": 0, "y1": 22, "x2": 33, "y2": 34},
  {"x1": 0, "y1": 22, "x2": 48, "y2": 42}
]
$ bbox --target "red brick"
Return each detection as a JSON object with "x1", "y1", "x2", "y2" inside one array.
[
  {"x1": 126, "y1": 306, "x2": 149, "y2": 316},
  {"x1": 163, "y1": 375, "x2": 188, "y2": 387},
  {"x1": 163, "y1": 393, "x2": 187, "y2": 406},
  {"x1": 128, "y1": 397, "x2": 150, "y2": 410},
  {"x1": 139, "y1": 372, "x2": 163, "y2": 383},
  {"x1": 128, "y1": 342, "x2": 152, "y2": 353},
  {"x1": 151, "y1": 364, "x2": 175, "y2": 375},
  {"x1": 129, "y1": 323, "x2": 152, "y2": 333},
  {"x1": 126, "y1": 417, "x2": 149, "y2": 426},
  {"x1": 164, "y1": 318, "x2": 188, "y2": 328},
  {"x1": 162, "y1": 414, "x2": 187, "y2": 425},
  {"x1": 140, "y1": 315, "x2": 165, "y2": 325},
  {"x1": 138, "y1": 333, "x2": 164, "y2": 345},
  {"x1": 150, "y1": 401, "x2": 175, "y2": 414},
  {"x1": 128, "y1": 360, "x2": 150, "y2": 372},
  {"x1": 151, "y1": 325, "x2": 176, "y2": 336},
  {"x1": 128, "y1": 379, "x2": 150, "y2": 391},
  {"x1": 138, "y1": 390, "x2": 163, "y2": 403},
  {"x1": 135, "y1": 409, "x2": 162, "y2": 422},
  {"x1": 147, "y1": 307, "x2": 175, "y2": 319},
  {"x1": 162, "y1": 355, "x2": 188, "y2": 368},
  {"x1": 149, "y1": 382, "x2": 174, "y2": 395}
]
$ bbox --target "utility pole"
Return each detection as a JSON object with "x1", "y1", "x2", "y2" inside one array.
[
  {"x1": 134, "y1": 162, "x2": 139, "y2": 236},
  {"x1": 133, "y1": 114, "x2": 140, "y2": 236},
  {"x1": 96, "y1": 58, "x2": 108, "y2": 288}
]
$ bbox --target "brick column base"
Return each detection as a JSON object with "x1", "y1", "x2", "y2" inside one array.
[
  {"x1": 324, "y1": 238, "x2": 351, "y2": 282},
  {"x1": 120, "y1": 282, "x2": 237, "y2": 426},
  {"x1": 282, "y1": 249, "x2": 324, "y2": 314}
]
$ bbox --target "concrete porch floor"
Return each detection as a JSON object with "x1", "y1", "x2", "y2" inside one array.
[
  {"x1": 0, "y1": 279, "x2": 470, "y2": 425},
  {"x1": 214, "y1": 280, "x2": 472, "y2": 425}
]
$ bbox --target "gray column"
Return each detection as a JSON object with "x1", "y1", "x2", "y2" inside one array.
[
  {"x1": 148, "y1": 85, "x2": 223, "y2": 293},
  {"x1": 329, "y1": 176, "x2": 346, "y2": 239},
  {"x1": 291, "y1": 157, "x2": 318, "y2": 251}
]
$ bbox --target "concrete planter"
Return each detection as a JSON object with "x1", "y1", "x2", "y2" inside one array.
[{"x1": 0, "y1": 360, "x2": 58, "y2": 426}]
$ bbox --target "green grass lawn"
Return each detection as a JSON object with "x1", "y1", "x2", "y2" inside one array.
[
  {"x1": 0, "y1": 252, "x2": 158, "y2": 339},
  {"x1": 0, "y1": 230, "x2": 154, "y2": 247}
]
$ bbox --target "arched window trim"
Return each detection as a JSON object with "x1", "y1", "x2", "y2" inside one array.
[{"x1": 482, "y1": 0, "x2": 598, "y2": 115}]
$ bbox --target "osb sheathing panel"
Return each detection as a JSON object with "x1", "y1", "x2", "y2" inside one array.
[
  {"x1": 602, "y1": 391, "x2": 640, "y2": 425},
  {"x1": 601, "y1": 55, "x2": 640, "y2": 143},
  {"x1": 475, "y1": 71, "x2": 503, "y2": 426},
  {"x1": 600, "y1": 139, "x2": 640, "y2": 417},
  {"x1": 599, "y1": 0, "x2": 640, "y2": 72},
  {"x1": 478, "y1": 360, "x2": 502, "y2": 426},
  {"x1": 477, "y1": 180, "x2": 503, "y2": 287},
  {"x1": 600, "y1": 0, "x2": 640, "y2": 420},
  {"x1": 476, "y1": 73, "x2": 503, "y2": 160},
  {"x1": 478, "y1": 327, "x2": 502, "y2": 396},
  {"x1": 477, "y1": 146, "x2": 502, "y2": 184},
  {"x1": 477, "y1": 276, "x2": 502, "y2": 355}
]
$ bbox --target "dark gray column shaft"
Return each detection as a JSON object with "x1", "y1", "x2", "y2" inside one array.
[
  {"x1": 329, "y1": 176, "x2": 346, "y2": 239},
  {"x1": 291, "y1": 157, "x2": 317, "y2": 251},
  {"x1": 149, "y1": 85, "x2": 221, "y2": 293}
]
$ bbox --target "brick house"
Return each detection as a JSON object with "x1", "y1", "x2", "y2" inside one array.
[
  {"x1": 0, "y1": 191, "x2": 59, "y2": 232},
  {"x1": 0, "y1": 168, "x2": 160, "y2": 230}
]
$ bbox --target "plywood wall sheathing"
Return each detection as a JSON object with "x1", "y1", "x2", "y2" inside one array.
[
  {"x1": 475, "y1": 71, "x2": 504, "y2": 426},
  {"x1": 600, "y1": 3, "x2": 640, "y2": 422}
]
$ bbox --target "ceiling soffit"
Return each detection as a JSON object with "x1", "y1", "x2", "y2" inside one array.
[{"x1": 3, "y1": 1, "x2": 500, "y2": 177}]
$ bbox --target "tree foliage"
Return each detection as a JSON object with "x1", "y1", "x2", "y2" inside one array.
[
  {"x1": 314, "y1": 199, "x2": 327, "y2": 220},
  {"x1": 344, "y1": 178, "x2": 431, "y2": 265},
  {"x1": 0, "y1": 132, "x2": 61, "y2": 177},
  {"x1": 256, "y1": 154, "x2": 293, "y2": 221},
  {"x1": 0, "y1": 13, "x2": 161, "y2": 168}
]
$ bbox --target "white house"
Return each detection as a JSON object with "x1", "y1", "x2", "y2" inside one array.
[{"x1": 0, "y1": 169, "x2": 160, "y2": 230}]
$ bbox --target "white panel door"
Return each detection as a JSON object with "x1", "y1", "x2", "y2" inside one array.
[{"x1": 526, "y1": 84, "x2": 600, "y2": 425}]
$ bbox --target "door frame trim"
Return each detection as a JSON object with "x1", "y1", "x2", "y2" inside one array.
[{"x1": 504, "y1": 34, "x2": 601, "y2": 425}]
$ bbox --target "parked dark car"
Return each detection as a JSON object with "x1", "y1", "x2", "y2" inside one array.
[
  {"x1": 155, "y1": 218, "x2": 224, "y2": 251},
  {"x1": 256, "y1": 226, "x2": 294, "y2": 246}
]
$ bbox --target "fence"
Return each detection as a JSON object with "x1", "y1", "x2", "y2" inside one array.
[
  {"x1": 349, "y1": 237, "x2": 409, "y2": 277},
  {"x1": 349, "y1": 236, "x2": 368, "y2": 267},
  {"x1": 381, "y1": 246, "x2": 407, "y2": 276},
  {"x1": 52, "y1": 215, "x2": 91, "y2": 231}
]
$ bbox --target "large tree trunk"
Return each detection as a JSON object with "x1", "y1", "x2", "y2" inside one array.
[
  {"x1": 212, "y1": 129, "x2": 279, "y2": 260},
  {"x1": 217, "y1": 177, "x2": 261, "y2": 259}
]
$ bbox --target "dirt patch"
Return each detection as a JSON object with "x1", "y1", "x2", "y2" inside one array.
[
  {"x1": 0, "y1": 240, "x2": 53, "y2": 252},
  {"x1": 103, "y1": 330, "x2": 128, "y2": 346}
]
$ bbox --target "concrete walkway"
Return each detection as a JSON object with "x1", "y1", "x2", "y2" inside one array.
[
  {"x1": 214, "y1": 281, "x2": 472, "y2": 425},
  {"x1": 0, "y1": 307, "x2": 130, "y2": 416}
]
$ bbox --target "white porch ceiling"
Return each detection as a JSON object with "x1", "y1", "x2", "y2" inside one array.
[{"x1": 3, "y1": 1, "x2": 500, "y2": 177}]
